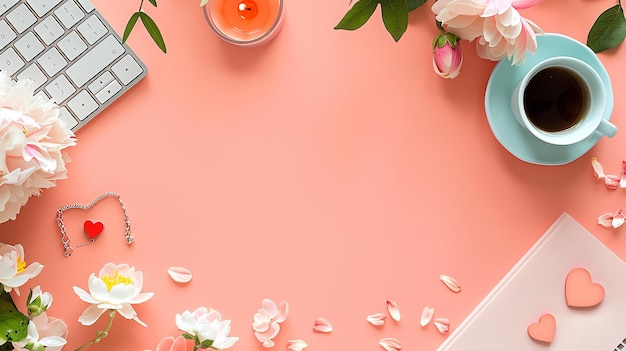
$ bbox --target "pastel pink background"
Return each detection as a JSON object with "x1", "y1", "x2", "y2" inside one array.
[{"x1": 2, "y1": 0, "x2": 625, "y2": 350}]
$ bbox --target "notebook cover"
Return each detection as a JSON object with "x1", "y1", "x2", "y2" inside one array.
[{"x1": 437, "y1": 212, "x2": 626, "y2": 350}]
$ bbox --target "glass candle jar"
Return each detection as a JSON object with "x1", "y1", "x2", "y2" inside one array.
[{"x1": 203, "y1": 0, "x2": 285, "y2": 47}]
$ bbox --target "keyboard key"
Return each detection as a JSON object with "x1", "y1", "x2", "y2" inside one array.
[
  {"x1": 6, "y1": 4, "x2": 37, "y2": 33},
  {"x1": 54, "y1": 1, "x2": 84, "y2": 29},
  {"x1": 26, "y1": 0, "x2": 63, "y2": 17},
  {"x1": 112, "y1": 55, "x2": 144, "y2": 85},
  {"x1": 67, "y1": 90, "x2": 98, "y2": 120},
  {"x1": 0, "y1": 0, "x2": 19, "y2": 17},
  {"x1": 37, "y1": 47, "x2": 67, "y2": 76},
  {"x1": 45, "y1": 74, "x2": 76, "y2": 103},
  {"x1": 58, "y1": 106, "x2": 78, "y2": 129},
  {"x1": 34, "y1": 15, "x2": 64, "y2": 45},
  {"x1": 88, "y1": 71, "x2": 114, "y2": 93},
  {"x1": 57, "y1": 30, "x2": 87, "y2": 60},
  {"x1": 0, "y1": 20, "x2": 17, "y2": 50},
  {"x1": 77, "y1": 14, "x2": 107, "y2": 44},
  {"x1": 66, "y1": 35, "x2": 124, "y2": 86},
  {"x1": 76, "y1": 0, "x2": 95, "y2": 13},
  {"x1": 95, "y1": 80, "x2": 121, "y2": 103},
  {"x1": 0, "y1": 48, "x2": 25, "y2": 76},
  {"x1": 17, "y1": 64, "x2": 46, "y2": 89},
  {"x1": 15, "y1": 32, "x2": 45, "y2": 60}
]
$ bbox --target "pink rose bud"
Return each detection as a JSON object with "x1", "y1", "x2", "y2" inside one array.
[{"x1": 432, "y1": 32, "x2": 463, "y2": 79}]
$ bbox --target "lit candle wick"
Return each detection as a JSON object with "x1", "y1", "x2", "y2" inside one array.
[{"x1": 237, "y1": 0, "x2": 259, "y2": 20}]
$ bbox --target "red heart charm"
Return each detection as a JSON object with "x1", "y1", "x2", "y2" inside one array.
[
  {"x1": 84, "y1": 220, "x2": 104, "y2": 239},
  {"x1": 565, "y1": 267, "x2": 605, "y2": 308},
  {"x1": 527, "y1": 313, "x2": 556, "y2": 343}
]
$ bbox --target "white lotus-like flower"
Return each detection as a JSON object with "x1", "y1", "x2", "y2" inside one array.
[
  {"x1": 11, "y1": 314, "x2": 68, "y2": 351},
  {"x1": 72, "y1": 263, "x2": 154, "y2": 326},
  {"x1": 432, "y1": 0, "x2": 544, "y2": 65},
  {"x1": 0, "y1": 72, "x2": 76, "y2": 224},
  {"x1": 175, "y1": 307, "x2": 239, "y2": 350},
  {"x1": 0, "y1": 243, "x2": 43, "y2": 295}
]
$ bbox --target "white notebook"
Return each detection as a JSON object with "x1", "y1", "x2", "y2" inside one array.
[{"x1": 437, "y1": 213, "x2": 626, "y2": 350}]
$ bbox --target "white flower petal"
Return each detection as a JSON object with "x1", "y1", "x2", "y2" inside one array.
[
  {"x1": 420, "y1": 306, "x2": 434, "y2": 327},
  {"x1": 287, "y1": 339, "x2": 308, "y2": 351},
  {"x1": 440, "y1": 274, "x2": 462, "y2": 293},
  {"x1": 379, "y1": 337, "x2": 402, "y2": 351},
  {"x1": 313, "y1": 317, "x2": 333, "y2": 333},
  {"x1": 168, "y1": 266, "x2": 192, "y2": 283},
  {"x1": 386, "y1": 300, "x2": 401, "y2": 321},
  {"x1": 367, "y1": 313, "x2": 387, "y2": 326},
  {"x1": 434, "y1": 318, "x2": 450, "y2": 334}
]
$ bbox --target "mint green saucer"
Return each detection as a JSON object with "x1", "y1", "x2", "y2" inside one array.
[{"x1": 484, "y1": 33, "x2": 615, "y2": 165}]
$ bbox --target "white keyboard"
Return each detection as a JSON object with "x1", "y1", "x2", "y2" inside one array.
[{"x1": 0, "y1": 0, "x2": 147, "y2": 131}]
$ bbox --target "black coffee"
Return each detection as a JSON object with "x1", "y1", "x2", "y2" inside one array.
[{"x1": 523, "y1": 66, "x2": 588, "y2": 132}]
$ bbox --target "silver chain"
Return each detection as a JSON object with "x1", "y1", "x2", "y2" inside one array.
[{"x1": 56, "y1": 192, "x2": 133, "y2": 258}]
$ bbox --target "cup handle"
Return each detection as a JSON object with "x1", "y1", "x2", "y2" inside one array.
[{"x1": 596, "y1": 119, "x2": 618, "y2": 138}]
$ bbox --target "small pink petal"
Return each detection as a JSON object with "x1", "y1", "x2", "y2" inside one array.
[
  {"x1": 605, "y1": 174, "x2": 621, "y2": 190},
  {"x1": 367, "y1": 313, "x2": 387, "y2": 326},
  {"x1": 287, "y1": 339, "x2": 308, "y2": 351},
  {"x1": 313, "y1": 317, "x2": 333, "y2": 333},
  {"x1": 598, "y1": 209, "x2": 626, "y2": 228},
  {"x1": 592, "y1": 157, "x2": 606, "y2": 179},
  {"x1": 440, "y1": 275, "x2": 461, "y2": 293},
  {"x1": 386, "y1": 300, "x2": 400, "y2": 322},
  {"x1": 433, "y1": 318, "x2": 450, "y2": 334},
  {"x1": 420, "y1": 306, "x2": 434, "y2": 327},
  {"x1": 379, "y1": 337, "x2": 402, "y2": 351},
  {"x1": 598, "y1": 212, "x2": 615, "y2": 228},
  {"x1": 167, "y1": 267, "x2": 192, "y2": 283}
]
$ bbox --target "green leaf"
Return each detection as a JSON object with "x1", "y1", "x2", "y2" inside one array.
[
  {"x1": 122, "y1": 12, "x2": 141, "y2": 44},
  {"x1": 148, "y1": 0, "x2": 158, "y2": 7},
  {"x1": 407, "y1": 0, "x2": 427, "y2": 12},
  {"x1": 334, "y1": 0, "x2": 379, "y2": 31},
  {"x1": 0, "y1": 299, "x2": 29, "y2": 345},
  {"x1": 587, "y1": 4, "x2": 626, "y2": 52},
  {"x1": 138, "y1": 12, "x2": 167, "y2": 53},
  {"x1": 380, "y1": 0, "x2": 409, "y2": 41},
  {"x1": 182, "y1": 333, "x2": 195, "y2": 340}
]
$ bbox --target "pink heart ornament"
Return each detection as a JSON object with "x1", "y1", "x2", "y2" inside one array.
[
  {"x1": 84, "y1": 220, "x2": 104, "y2": 239},
  {"x1": 565, "y1": 267, "x2": 605, "y2": 308},
  {"x1": 527, "y1": 313, "x2": 556, "y2": 343}
]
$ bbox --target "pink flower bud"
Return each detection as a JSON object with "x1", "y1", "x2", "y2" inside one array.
[{"x1": 432, "y1": 32, "x2": 463, "y2": 79}]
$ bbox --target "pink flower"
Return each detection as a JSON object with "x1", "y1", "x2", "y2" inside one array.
[
  {"x1": 11, "y1": 313, "x2": 68, "y2": 351},
  {"x1": 153, "y1": 336, "x2": 188, "y2": 351},
  {"x1": 432, "y1": 0, "x2": 543, "y2": 65},
  {"x1": 433, "y1": 31, "x2": 463, "y2": 78},
  {"x1": 252, "y1": 298, "x2": 288, "y2": 347}
]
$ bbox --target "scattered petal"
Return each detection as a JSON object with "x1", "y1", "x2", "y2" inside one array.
[
  {"x1": 433, "y1": 318, "x2": 450, "y2": 334},
  {"x1": 287, "y1": 339, "x2": 308, "y2": 351},
  {"x1": 386, "y1": 300, "x2": 401, "y2": 322},
  {"x1": 379, "y1": 337, "x2": 402, "y2": 351},
  {"x1": 167, "y1": 267, "x2": 192, "y2": 283},
  {"x1": 440, "y1": 275, "x2": 461, "y2": 293},
  {"x1": 598, "y1": 209, "x2": 626, "y2": 228},
  {"x1": 605, "y1": 174, "x2": 621, "y2": 189},
  {"x1": 367, "y1": 313, "x2": 387, "y2": 326},
  {"x1": 313, "y1": 317, "x2": 333, "y2": 333},
  {"x1": 592, "y1": 157, "x2": 606, "y2": 179},
  {"x1": 420, "y1": 306, "x2": 434, "y2": 327}
]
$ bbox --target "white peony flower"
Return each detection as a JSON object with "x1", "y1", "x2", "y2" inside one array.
[
  {"x1": 0, "y1": 72, "x2": 76, "y2": 224},
  {"x1": 11, "y1": 314, "x2": 68, "y2": 351},
  {"x1": 72, "y1": 263, "x2": 154, "y2": 327},
  {"x1": 0, "y1": 243, "x2": 43, "y2": 295},
  {"x1": 175, "y1": 307, "x2": 239, "y2": 350},
  {"x1": 432, "y1": 0, "x2": 544, "y2": 65}
]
